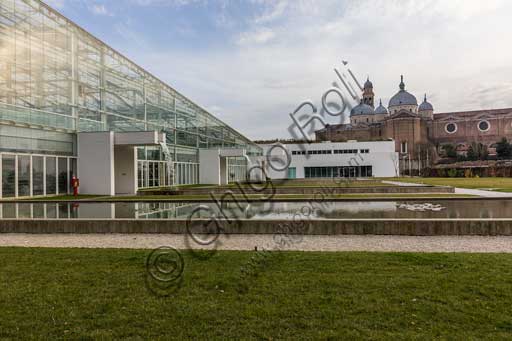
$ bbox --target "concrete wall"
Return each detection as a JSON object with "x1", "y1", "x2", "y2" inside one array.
[
  {"x1": 78, "y1": 132, "x2": 115, "y2": 195},
  {"x1": 1, "y1": 218, "x2": 512, "y2": 235},
  {"x1": 169, "y1": 185, "x2": 453, "y2": 196},
  {"x1": 199, "y1": 150, "x2": 221, "y2": 185},
  {"x1": 114, "y1": 131, "x2": 165, "y2": 145},
  {"x1": 114, "y1": 146, "x2": 137, "y2": 195},
  {"x1": 220, "y1": 157, "x2": 227, "y2": 185}
]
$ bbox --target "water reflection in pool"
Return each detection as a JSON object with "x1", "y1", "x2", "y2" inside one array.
[{"x1": 0, "y1": 200, "x2": 510, "y2": 220}]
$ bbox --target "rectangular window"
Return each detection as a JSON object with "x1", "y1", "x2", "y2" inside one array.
[
  {"x1": 138, "y1": 162, "x2": 144, "y2": 188},
  {"x1": 18, "y1": 155, "x2": 31, "y2": 197},
  {"x1": 33, "y1": 156, "x2": 44, "y2": 196},
  {"x1": 2, "y1": 155, "x2": 16, "y2": 198},
  {"x1": 287, "y1": 167, "x2": 296, "y2": 179},
  {"x1": 58, "y1": 158, "x2": 68, "y2": 194},
  {"x1": 401, "y1": 141, "x2": 408, "y2": 153},
  {"x1": 46, "y1": 157, "x2": 57, "y2": 195}
]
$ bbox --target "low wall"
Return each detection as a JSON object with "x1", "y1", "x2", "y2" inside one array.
[
  {"x1": 0, "y1": 218, "x2": 511, "y2": 235},
  {"x1": 140, "y1": 186, "x2": 454, "y2": 196}
]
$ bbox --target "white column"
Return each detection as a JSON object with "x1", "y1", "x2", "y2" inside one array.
[{"x1": 78, "y1": 132, "x2": 115, "y2": 195}]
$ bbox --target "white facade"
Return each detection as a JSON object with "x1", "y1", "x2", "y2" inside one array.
[
  {"x1": 259, "y1": 140, "x2": 399, "y2": 179},
  {"x1": 77, "y1": 131, "x2": 165, "y2": 195}
]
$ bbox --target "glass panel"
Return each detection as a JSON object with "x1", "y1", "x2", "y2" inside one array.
[
  {"x1": 154, "y1": 162, "x2": 160, "y2": 187},
  {"x1": 138, "y1": 162, "x2": 143, "y2": 188},
  {"x1": 18, "y1": 203, "x2": 31, "y2": 218},
  {"x1": 47, "y1": 204, "x2": 57, "y2": 219},
  {"x1": 46, "y1": 157, "x2": 57, "y2": 195},
  {"x1": 33, "y1": 156, "x2": 44, "y2": 196},
  {"x1": 2, "y1": 203, "x2": 16, "y2": 218},
  {"x1": 58, "y1": 158, "x2": 68, "y2": 194},
  {"x1": 33, "y1": 204, "x2": 45, "y2": 218},
  {"x1": 2, "y1": 155, "x2": 16, "y2": 197},
  {"x1": 143, "y1": 162, "x2": 148, "y2": 187},
  {"x1": 17, "y1": 155, "x2": 31, "y2": 197}
]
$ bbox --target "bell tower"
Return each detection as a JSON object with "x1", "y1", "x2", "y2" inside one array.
[{"x1": 363, "y1": 76, "x2": 375, "y2": 108}]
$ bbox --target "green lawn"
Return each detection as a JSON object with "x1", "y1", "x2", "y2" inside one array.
[
  {"x1": 1, "y1": 248, "x2": 512, "y2": 339},
  {"x1": 387, "y1": 177, "x2": 512, "y2": 192}
]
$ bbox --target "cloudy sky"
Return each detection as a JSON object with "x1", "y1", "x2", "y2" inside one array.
[{"x1": 46, "y1": 0, "x2": 512, "y2": 140}]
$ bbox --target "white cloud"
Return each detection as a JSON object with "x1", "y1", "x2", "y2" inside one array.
[
  {"x1": 90, "y1": 4, "x2": 113, "y2": 16},
  {"x1": 252, "y1": 0, "x2": 289, "y2": 24},
  {"x1": 237, "y1": 28, "x2": 276, "y2": 45}
]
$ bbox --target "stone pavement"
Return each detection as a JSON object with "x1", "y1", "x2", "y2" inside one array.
[{"x1": 2, "y1": 233, "x2": 512, "y2": 253}]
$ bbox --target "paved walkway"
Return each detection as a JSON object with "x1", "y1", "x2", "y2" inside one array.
[
  {"x1": 2, "y1": 233, "x2": 512, "y2": 253},
  {"x1": 383, "y1": 180, "x2": 512, "y2": 198},
  {"x1": 382, "y1": 180, "x2": 428, "y2": 187},
  {"x1": 453, "y1": 187, "x2": 512, "y2": 198}
]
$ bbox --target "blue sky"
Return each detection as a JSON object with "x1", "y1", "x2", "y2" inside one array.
[{"x1": 46, "y1": 0, "x2": 512, "y2": 140}]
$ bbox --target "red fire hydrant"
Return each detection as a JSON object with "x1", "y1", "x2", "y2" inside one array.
[{"x1": 71, "y1": 176, "x2": 80, "y2": 197}]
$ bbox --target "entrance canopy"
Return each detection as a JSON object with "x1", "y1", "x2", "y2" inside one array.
[
  {"x1": 78, "y1": 131, "x2": 165, "y2": 195},
  {"x1": 199, "y1": 148, "x2": 246, "y2": 185}
]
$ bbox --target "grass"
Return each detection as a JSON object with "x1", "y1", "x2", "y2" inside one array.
[
  {"x1": 387, "y1": 177, "x2": 512, "y2": 192},
  {"x1": 1, "y1": 247, "x2": 512, "y2": 339}
]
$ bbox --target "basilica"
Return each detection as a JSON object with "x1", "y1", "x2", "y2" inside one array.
[{"x1": 315, "y1": 76, "x2": 512, "y2": 169}]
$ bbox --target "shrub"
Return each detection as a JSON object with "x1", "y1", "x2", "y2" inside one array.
[
  {"x1": 447, "y1": 169, "x2": 458, "y2": 178},
  {"x1": 496, "y1": 138, "x2": 511, "y2": 159}
]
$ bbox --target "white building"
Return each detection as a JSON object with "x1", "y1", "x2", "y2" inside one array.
[{"x1": 259, "y1": 140, "x2": 399, "y2": 179}]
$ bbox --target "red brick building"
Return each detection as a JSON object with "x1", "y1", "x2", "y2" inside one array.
[{"x1": 315, "y1": 76, "x2": 512, "y2": 173}]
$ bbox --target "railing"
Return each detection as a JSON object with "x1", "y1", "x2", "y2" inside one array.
[{"x1": 0, "y1": 102, "x2": 76, "y2": 131}]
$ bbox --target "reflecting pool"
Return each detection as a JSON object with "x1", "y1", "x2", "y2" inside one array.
[{"x1": 0, "y1": 200, "x2": 510, "y2": 220}]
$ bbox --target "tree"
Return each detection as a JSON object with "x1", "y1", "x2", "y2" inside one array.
[
  {"x1": 466, "y1": 145, "x2": 477, "y2": 161},
  {"x1": 496, "y1": 138, "x2": 511, "y2": 159},
  {"x1": 467, "y1": 142, "x2": 488, "y2": 161},
  {"x1": 442, "y1": 144, "x2": 457, "y2": 158}
]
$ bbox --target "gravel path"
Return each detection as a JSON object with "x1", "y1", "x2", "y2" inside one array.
[{"x1": 2, "y1": 233, "x2": 512, "y2": 253}]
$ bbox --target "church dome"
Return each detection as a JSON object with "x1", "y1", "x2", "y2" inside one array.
[
  {"x1": 351, "y1": 100, "x2": 375, "y2": 116},
  {"x1": 375, "y1": 99, "x2": 388, "y2": 114},
  {"x1": 418, "y1": 94, "x2": 434, "y2": 111},
  {"x1": 388, "y1": 75, "x2": 417, "y2": 107}
]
